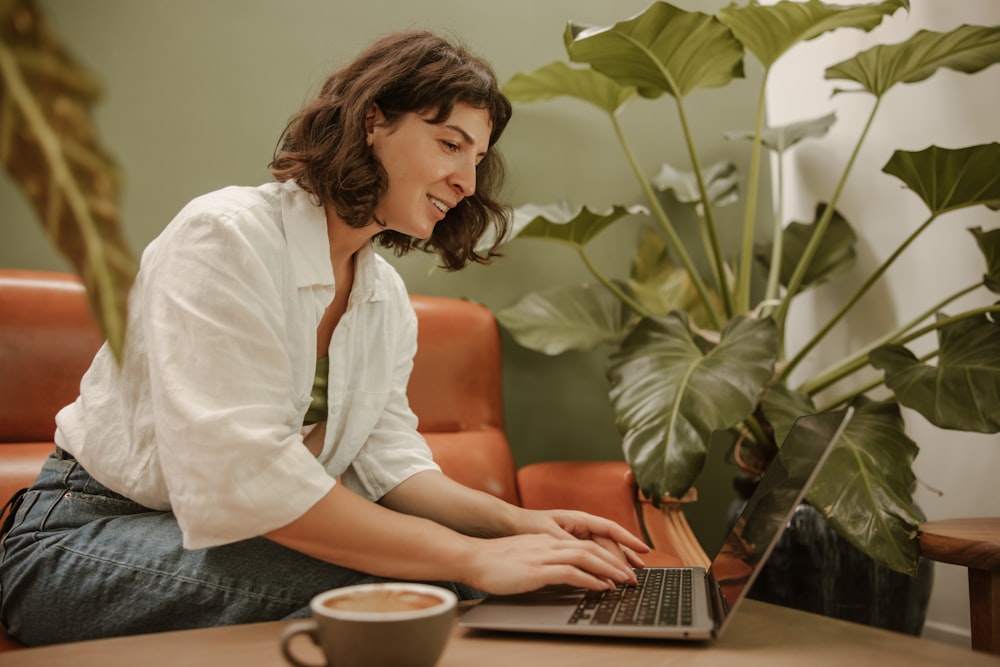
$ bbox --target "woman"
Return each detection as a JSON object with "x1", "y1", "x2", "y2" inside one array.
[{"x1": 0, "y1": 30, "x2": 647, "y2": 646}]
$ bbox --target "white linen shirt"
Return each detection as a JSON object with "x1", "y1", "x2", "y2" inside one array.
[{"x1": 54, "y1": 179, "x2": 440, "y2": 549}]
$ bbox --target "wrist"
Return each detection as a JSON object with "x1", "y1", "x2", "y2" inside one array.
[{"x1": 450, "y1": 534, "x2": 488, "y2": 589}]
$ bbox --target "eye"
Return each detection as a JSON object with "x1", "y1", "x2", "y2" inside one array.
[{"x1": 441, "y1": 140, "x2": 460, "y2": 153}]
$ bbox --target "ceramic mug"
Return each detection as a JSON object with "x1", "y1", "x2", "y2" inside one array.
[{"x1": 280, "y1": 583, "x2": 458, "y2": 667}]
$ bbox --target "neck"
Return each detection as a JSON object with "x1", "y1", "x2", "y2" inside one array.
[{"x1": 324, "y1": 204, "x2": 381, "y2": 270}]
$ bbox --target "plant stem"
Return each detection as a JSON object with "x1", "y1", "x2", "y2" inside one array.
[
  {"x1": 610, "y1": 114, "x2": 724, "y2": 329},
  {"x1": 801, "y1": 299, "x2": 998, "y2": 396},
  {"x1": 674, "y1": 99, "x2": 733, "y2": 318},
  {"x1": 816, "y1": 348, "x2": 940, "y2": 413},
  {"x1": 577, "y1": 247, "x2": 650, "y2": 318},
  {"x1": 774, "y1": 97, "x2": 882, "y2": 331},
  {"x1": 743, "y1": 413, "x2": 769, "y2": 449},
  {"x1": 800, "y1": 282, "x2": 979, "y2": 395},
  {"x1": 784, "y1": 212, "x2": 938, "y2": 381},
  {"x1": 763, "y1": 152, "x2": 786, "y2": 313},
  {"x1": 889, "y1": 304, "x2": 1000, "y2": 350},
  {"x1": 735, "y1": 72, "x2": 769, "y2": 315}
]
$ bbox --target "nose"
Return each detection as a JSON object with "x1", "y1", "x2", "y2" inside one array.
[{"x1": 449, "y1": 158, "x2": 477, "y2": 199}]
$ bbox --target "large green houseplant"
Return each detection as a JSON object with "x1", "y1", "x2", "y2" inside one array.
[{"x1": 494, "y1": 0, "x2": 1000, "y2": 575}]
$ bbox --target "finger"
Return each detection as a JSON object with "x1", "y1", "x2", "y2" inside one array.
[
  {"x1": 539, "y1": 564, "x2": 619, "y2": 592},
  {"x1": 548, "y1": 540, "x2": 634, "y2": 584},
  {"x1": 600, "y1": 522, "x2": 652, "y2": 554},
  {"x1": 590, "y1": 535, "x2": 645, "y2": 572},
  {"x1": 592, "y1": 535, "x2": 628, "y2": 567},
  {"x1": 592, "y1": 536, "x2": 639, "y2": 585},
  {"x1": 621, "y1": 545, "x2": 646, "y2": 569},
  {"x1": 565, "y1": 513, "x2": 651, "y2": 555}
]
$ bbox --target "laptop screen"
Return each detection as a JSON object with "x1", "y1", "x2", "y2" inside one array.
[{"x1": 708, "y1": 408, "x2": 852, "y2": 632}]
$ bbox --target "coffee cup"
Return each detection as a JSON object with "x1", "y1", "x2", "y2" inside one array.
[{"x1": 280, "y1": 582, "x2": 458, "y2": 667}]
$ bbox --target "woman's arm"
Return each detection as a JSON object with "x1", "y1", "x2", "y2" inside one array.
[
  {"x1": 262, "y1": 482, "x2": 637, "y2": 595},
  {"x1": 380, "y1": 470, "x2": 649, "y2": 571}
]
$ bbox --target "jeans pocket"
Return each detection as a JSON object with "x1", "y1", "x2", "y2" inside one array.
[{"x1": 57, "y1": 489, "x2": 147, "y2": 526}]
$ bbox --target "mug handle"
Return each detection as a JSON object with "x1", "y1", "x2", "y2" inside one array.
[{"x1": 280, "y1": 619, "x2": 328, "y2": 667}]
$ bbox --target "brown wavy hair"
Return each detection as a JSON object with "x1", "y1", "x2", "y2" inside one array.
[{"x1": 269, "y1": 30, "x2": 512, "y2": 271}]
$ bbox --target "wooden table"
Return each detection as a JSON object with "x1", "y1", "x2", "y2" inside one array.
[
  {"x1": 920, "y1": 518, "x2": 1000, "y2": 654},
  {"x1": 4, "y1": 599, "x2": 998, "y2": 667}
]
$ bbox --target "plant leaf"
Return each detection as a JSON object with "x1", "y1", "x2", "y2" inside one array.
[
  {"x1": 761, "y1": 383, "x2": 817, "y2": 450},
  {"x1": 608, "y1": 313, "x2": 778, "y2": 501},
  {"x1": 0, "y1": 0, "x2": 135, "y2": 360},
  {"x1": 827, "y1": 24, "x2": 1000, "y2": 98},
  {"x1": 652, "y1": 159, "x2": 739, "y2": 213},
  {"x1": 626, "y1": 227, "x2": 720, "y2": 328},
  {"x1": 725, "y1": 112, "x2": 836, "y2": 154},
  {"x1": 970, "y1": 226, "x2": 1000, "y2": 294},
  {"x1": 564, "y1": 3, "x2": 743, "y2": 100},
  {"x1": 806, "y1": 398, "x2": 922, "y2": 574},
  {"x1": 740, "y1": 408, "x2": 854, "y2": 557},
  {"x1": 882, "y1": 143, "x2": 1000, "y2": 215},
  {"x1": 756, "y1": 203, "x2": 856, "y2": 289},
  {"x1": 502, "y1": 60, "x2": 637, "y2": 115},
  {"x1": 514, "y1": 202, "x2": 647, "y2": 249},
  {"x1": 719, "y1": 0, "x2": 907, "y2": 68},
  {"x1": 870, "y1": 313, "x2": 1000, "y2": 433},
  {"x1": 496, "y1": 284, "x2": 632, "y2": 355}
]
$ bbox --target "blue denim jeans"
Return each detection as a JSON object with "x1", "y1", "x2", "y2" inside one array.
[{"x1": 0, "y1": 449, "x2": 480, "y2": 646}]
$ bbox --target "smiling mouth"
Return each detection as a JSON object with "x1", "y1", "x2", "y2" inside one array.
[{"x1": 428, "y1": 196, "x2": 450, "y2": 214}]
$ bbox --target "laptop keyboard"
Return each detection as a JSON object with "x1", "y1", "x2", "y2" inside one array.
[{"x1": 569, "y1": 568, "x2": 694, "y2": 627}]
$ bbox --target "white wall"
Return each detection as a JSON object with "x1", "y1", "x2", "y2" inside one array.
[{"x1": 765, "y1": 0, "x2": 1000, "y2": 647}]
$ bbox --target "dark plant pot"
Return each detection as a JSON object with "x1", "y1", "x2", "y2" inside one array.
[{"x1": 728, "y1": 477, "x2": 934, "y2": 636}]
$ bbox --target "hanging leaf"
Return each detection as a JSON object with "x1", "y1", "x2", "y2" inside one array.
[
  {"x1": 564, "y1": 3, "x2": 743, "y2": 100},
  {"x1": 756, "y1": 203, "x2": 856, "y2": 290},
  {"x1": 806, "y1": 398, "x2": 923, "y2": 574},
  {"x1": 652, "y1": 159, "x2": 739, "y2": 213},
  {"x1": 501, "y1": 60, "x2": 637, "y2": 115},
  {"x1": 719, "y1": 0, "x2": 907, "y2": 68},
  {"x1": 725, "y1": 112, "x2": 836, "y2": 154},
  {"x1": 827, "y1": 24, "x2": 1000, "y2": 98},
  {"x1": 626, "y1": 226, "x2": 719, "y2": 328},
  {"x1": 882, "y1": 143, "x2": 1000, "y2": 216},
  {"x1": 513, "y1": 202, "x2": 647, "y2": 249},
  {"x1": 870, "y1": 313, "x2": 1000, "y2": 433},
  {"x1": 970, "y1": 226, "x2": 1000, "y2": 294},
  {"x1": 608, "y1": 313, "x2": 778, "y2": 502},
  {"x1": 0, "y1": 0, "x2": 135, "y2": 361},
  {"x1": 496, "y1": 283, "x2": 632, "y2": 356}
]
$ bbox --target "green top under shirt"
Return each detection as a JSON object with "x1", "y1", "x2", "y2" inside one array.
[{"x1": 303, "y1": 355, "x2": 329, "y2": 425}]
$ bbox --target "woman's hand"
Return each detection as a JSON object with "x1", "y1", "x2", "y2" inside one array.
[
  {"x1": 458, "y1": 532, "x2": 637, "y2": 596},
  {"x1": 377, "y1": 471, "x2": 650, "y2": 593},
  {"x1": 511, "y1": 508, "x2": 650, "y2": 575}
]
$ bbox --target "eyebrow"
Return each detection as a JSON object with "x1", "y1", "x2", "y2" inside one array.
[{"x1": 445, "y1": 123, "x2": 488, "y2": 158}]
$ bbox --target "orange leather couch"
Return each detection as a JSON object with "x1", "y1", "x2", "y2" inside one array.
[{"x1": 0, "y1": 268, "x2": 707, "y2": 651}]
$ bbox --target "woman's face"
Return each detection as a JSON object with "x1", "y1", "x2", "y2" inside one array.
[{"x1": 367, "y1": 102, "x2": 492, "y2": 239}]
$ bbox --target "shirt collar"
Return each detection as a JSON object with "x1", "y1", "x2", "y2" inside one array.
[{"x1": 279, "y1": 179, "x2": 389, "y2": 302}]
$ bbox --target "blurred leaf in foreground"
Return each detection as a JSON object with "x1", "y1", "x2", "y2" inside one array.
[{"x1": 0, "y1": 0, "x2": 135, "y2": 360}]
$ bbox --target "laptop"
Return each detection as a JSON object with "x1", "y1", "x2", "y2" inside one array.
[{"x1": 459, "y1": 408, "x2": 853, "y2": 641}]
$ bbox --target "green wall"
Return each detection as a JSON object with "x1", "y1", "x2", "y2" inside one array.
[{"x1": 3, "y1": 0, "x2": 765, "y2": 552}]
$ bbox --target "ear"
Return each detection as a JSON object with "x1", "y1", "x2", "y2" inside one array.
[{"x1": 365, "y1": 103, "x2": 382, "y2": 146}]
